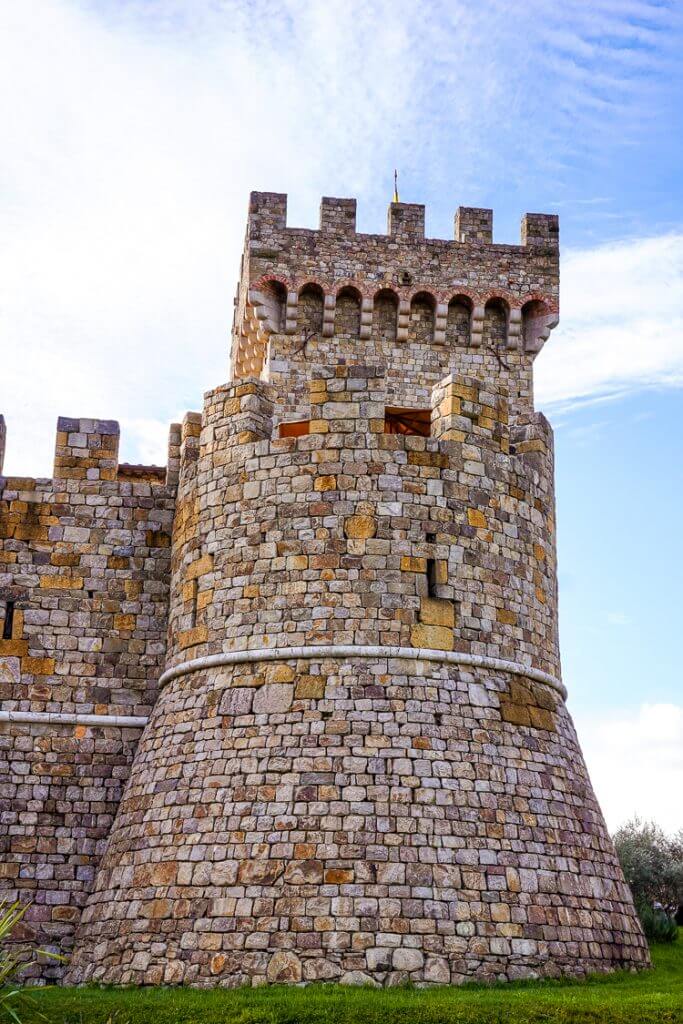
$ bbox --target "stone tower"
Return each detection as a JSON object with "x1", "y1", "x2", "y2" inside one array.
[{"x1": 64, "y1": 193, "x2": 648, "y2": 986}]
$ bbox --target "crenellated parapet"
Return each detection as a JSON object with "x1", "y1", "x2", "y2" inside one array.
[
  {"x1": 233, "y1": 192, "x2": 559, "y2": 394},
  {"x1": 0, "y1": 414, "x2": 181, "y2": 720}
]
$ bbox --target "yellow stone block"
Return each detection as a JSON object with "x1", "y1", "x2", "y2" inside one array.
[
  {"x1": 287, "y1": 555, "x2": 308, "y2": 570},
  {"x1": 419, "y1": 597, "x2": 455, "y2": 628},
  {"x1": 410, "y1": 623, "x2": 454, "y2": 651},
  {"x1": 497, "y1": 608, "x2": 518, "y2": 625},
  {"x1": 529, "y1": 706, "x2": 557, "y2": 732},
  {"x1": 39, "y1": 576, "x2": 84, "y2": 590},
  {"x1": 295, "y1": 676, "x2": 326, "y2": 699},
  {"x1": 533, "y1": 543, "x2": 546, "y2": 562},
  {"x1": 450, "y1": 383, "x2": 478, "y2": 402},
  {"x1": 315, "y1": 475, "x2": 337, "y2": 491},
  {"x1": 516, "y1": 439, "x2": 546, "y2": 454},
  {"x1": 344, "y1": 515, "x2": 377, "y2": 540},
  {"x1": 178, "y1": 625, "x2": 208, "y2": 648},
  {"x1": 499, "y1": 701, "x2": 531, "y2": 726},
  {"x1": 197, "y1": 589, "x2": 214, "y2": 610},
  {"x1": 186, "y1": 554, "x2": 214, "y2": 580},
  {"x1": 114, "y1": 614, "x2": 136, "y2": 632},
  {"x1": 22, "y1": 657, "x2": 56, "y2": 676},
  {"x1": 309, "y1": 420, "x2": 329, "y2": 434},
  {"x1": 467, "y1": 509, "x2": 487, "y2": 529},
  {"x1": 265, "y1": 664, "x2": 295, "y2": 684},
  {"x1": 243, "y1": 584, "x2": 260, "y2": 598},
  {"x1": 0, "y1": 639, "x2": 29, "y2": 657},
  {"x1": 401, "y1": 556, "x2": 427, "y2": 573}
]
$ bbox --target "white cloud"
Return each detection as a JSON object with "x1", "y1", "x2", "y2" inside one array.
[
  {"x1": 536, "y1": 233, "x2": 683, "y2": 411},
  {"x1": 575, "y1": 703, "x2": 683, "y2": 833},
  {"x1": 0, "y1": 0, "x2": 427, "y2": 476},
  {"x1": 0, "y1": 1, "x2": 682, "y2": 475}
]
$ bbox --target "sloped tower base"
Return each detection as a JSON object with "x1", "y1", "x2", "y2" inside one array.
[
  {"x1": 68, "y1": 654, "x2": 648, "y2": 986},
  {"x1": 68, "y1": 359, "x2": 648, "y2": 986},
  {"x1": 64, "y1": 188, "x2": 650, "y2": 984}
]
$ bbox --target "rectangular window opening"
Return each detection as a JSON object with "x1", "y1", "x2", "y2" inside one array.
[
  {"x1": 385, "y1": 407, "x2": 431, "y2": 437},
  {"x1": 189, "y1": 579, "x2": 198, "y2": 629},
  {"x1": 426, "y1": 559, "x2": 438, "y2": 598},
  {"x1": 3, "y1": 600, "x2": 15, "y2": 640},
  {"x1": 279, "y1": 420, "x2": 310, "y2": 438}
]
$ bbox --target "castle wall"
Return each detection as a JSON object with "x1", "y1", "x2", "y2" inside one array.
[
  {"x1": 0, "y1": 419, "x2": 178, "y2": 976},
  {"x1": 1, "y1": 192, "x2": 649, "y2": 988},
  {"x1": 67, "y1": 366, "x2": 648, "y2": 986}
]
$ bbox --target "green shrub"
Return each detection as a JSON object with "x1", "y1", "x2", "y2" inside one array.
[
  {"x1": 0, "y1": 898, "x2": 65, "y2": 1023},
  {"x1": 637, "y1": 902, "x2": 679, "y2": 944}
]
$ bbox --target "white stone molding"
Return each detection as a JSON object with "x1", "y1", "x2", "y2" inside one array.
[
  {"x1": 0, "y1": 709, "x2": 148, "y2": 728},
  {"x1": 159, "y1": 644, "x2": 566, "y2": 699}
]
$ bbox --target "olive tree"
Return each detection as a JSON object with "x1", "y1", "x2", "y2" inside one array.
[{"x1": 613, "y1": 818, "x2": 683, "y2": 911}]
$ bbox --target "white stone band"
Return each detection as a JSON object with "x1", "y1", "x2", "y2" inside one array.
[
  {"x1": 0, "y1": 710, "x2": 148, "y2": 728},
  {"x1": 159, "y1": 644, "x2": 566, "y2": 700}
]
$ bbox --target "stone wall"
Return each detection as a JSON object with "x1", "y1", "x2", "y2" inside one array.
[
  {"x1": 1, "y1": 191, "x2": 649, "y2": 987},
  {"x1": 0, "y1": 419, "x2": 178, "y2": 973},
  {"x1": 67, "y1": 365, "x2": 648, "y2": 985}
]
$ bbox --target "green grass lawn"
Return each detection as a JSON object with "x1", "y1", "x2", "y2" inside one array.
[{"x1": 13, "y1": 941, "x2": 683, "y2": 1024}]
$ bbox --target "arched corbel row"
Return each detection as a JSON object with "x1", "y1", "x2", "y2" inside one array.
[{"x1": 235, "y1": 274, "x2": 558, "y2": 376}]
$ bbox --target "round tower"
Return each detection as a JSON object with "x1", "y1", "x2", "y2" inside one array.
[{"x1": 68, "y1": 194, "x2": 648, "y2": 985}]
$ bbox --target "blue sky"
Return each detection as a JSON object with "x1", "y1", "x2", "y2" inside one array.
[{"x1": 1, "y1": 0, "x2": 682, "y2": 829}]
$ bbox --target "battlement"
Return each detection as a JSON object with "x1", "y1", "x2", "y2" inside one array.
[
  {"x1": 0, "y1": 416, "x2": 185, "y2": 489},
  {"x1": 247, "y1": 191, "x2": 559, "y2": 248},
  {"x1": 233, "y1": 191, "x2": 559, "y2": 396}
]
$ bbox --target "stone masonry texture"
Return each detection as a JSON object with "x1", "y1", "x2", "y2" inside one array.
[{"x1": 0, "y1": 193, "x2": 648, "y2": 986}]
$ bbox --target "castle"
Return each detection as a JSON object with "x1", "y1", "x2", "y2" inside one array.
[{"x1": 0, "y1": 192, "x2": 649, "y2": 986}]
